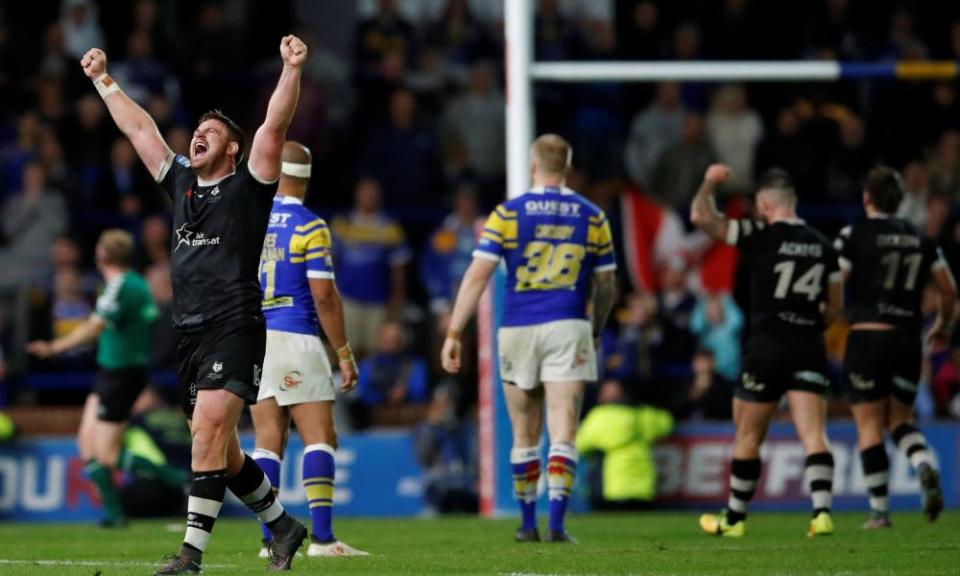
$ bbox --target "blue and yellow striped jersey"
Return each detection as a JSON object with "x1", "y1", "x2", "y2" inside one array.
[
  {"x1": 260, "y1": 196, "x2": 335, "y2": 336},
  {"x1": 473, "y1": 186, "x2": 616, "y2": 327}
]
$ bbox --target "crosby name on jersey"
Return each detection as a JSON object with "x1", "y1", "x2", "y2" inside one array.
[{"x1": 473, "y1": 186, "x2": 616, "y2": 327}]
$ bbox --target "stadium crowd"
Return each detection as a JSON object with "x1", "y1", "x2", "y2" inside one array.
[{"x1": 3, "y1": 0, "x2": 960, "y2": 472}]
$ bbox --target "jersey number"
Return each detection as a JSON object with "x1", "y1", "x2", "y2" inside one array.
[
  {"x1": 773, "y1": 261, "x2": 824, "y2": 302},
  {"x1": 261, "y1": 260, "x2": 277, "y2": 300},
  {"x1": 516, "y1": 241, "x2": 585, "y2": 291},
  {"x1": 880, "y1": 252, "x2": 923, "y2": 291}
]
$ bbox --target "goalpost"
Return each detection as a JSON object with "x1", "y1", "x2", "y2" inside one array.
[{"x1": 478, "y1": 0, "x2": 959, "y2": 517}]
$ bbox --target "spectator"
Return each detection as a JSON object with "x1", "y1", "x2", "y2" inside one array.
[
  {"x1": 413, "y1": 385, "x2": 478, "y2": 513},
  {"x1": 0, "y1": 162, "x2": 68, "y2": 288},
  {"x1": 624, "y1": 82, "x2": 685, "y2": 187},
  {"x1": 690, "y1": 292, "x2": 744, "y2": 382},
  {"x1": 706, "y1": 84, "x2": 763, "y2": 192},
  {"x1": 441, "y1": 62, "x2": 505, "y2": 182},
  {"x1": 897, "y1": 160, "x2": 929, "y2": 229},
  {"x1": 604, "y1": 292, "x2": 661, "y2": 395},
  {"x1": 576, "y1": 379, "x2": 674, "y2": 509},
  {"x1": 354, "y1": 0, "x2": 418, "y2": 77},
  {"x1": 928, "y1": 130, "x2": 960, "y2": 200},
  {"x1": 824, "y1": 113, "x2": 870, "y2": 203},
  {"x1": 421, "y1": 185, "x2": 480, "y2": 318},
  {"x1": 571, "y1": 20, "x2": 626, "y2": 179},
  {"x1": 356, "y1": 321, "x2": 430, "y2": 407},
  {"x1": 882, "y1": 8, "x2": 928, "y2": 60},
  {"x1": 331, "y1": 178, "x2": 411, "y2": 357},
  {"x1": 655, "y1": 257, "x2": 698, "y2": 370},
  {"x1": 48, "y1": 267, "x2": 94, "y2": 362},
  {"x1": 675, "y1": 348, "x2": 734, "y2": 420},
  {"x1": 534, "y1": 0, "x2": 579, "y2": 62},
  {"x1": 425, "y1": 0, "x2": 494, "y2": 69},
  {"x1": 1, "y1": 111, "x2": 41, "y2": 198},
  {"x1": 361, "y1": 87, "x2": 443, "y2": 207},
  {"x1": 98, "y1": 138, "x2": 155, "y2": 218},
  {"x1": 618, "y1": 0, "x2": 663, "y2": 60},
  {"x1": 650, "y1": 113, "x2": 715, "y2": 210},
  {"x1": 60, "y1": 0, "x2": 104, "y2": 60},
  {"x1": 755, "y1": 106, "x2": 821, "y2": 200},
  {"x1": 62, "y1": 94, "x2": 112, "y2": 174}
]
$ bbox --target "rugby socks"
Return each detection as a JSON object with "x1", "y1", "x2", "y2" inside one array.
[
  {"x1": 85, "y1": 459, "x2": 124, "y2": 523},
  {"x1": 804, "y1": 452, "x2": 834, "y2": 517},
  {"x1": 117, "y1": 448, "x2": 187, "y2": 488},
  {"x1": 227, "y1": 453, "x2": 289, "y2": 532},
  {"x1": 547, "y1": 444, "x2": 577, "y2": 534},
  {"x1": 303, "y1": 443, "x2": 336, "y2": 543},
  {"x1": 179, "y1": 468, "x2": 227, "y2": 564},
  {"x1": 726, "y1": 458, "x2": 761, "y2": 525},
  {"x1": 891, "y1": 423, "x2": 936, "y2": 471},
  {"x1": 860, "y1": 443, "x2": 890, "y2": 514},
  {"x1": 252, "y1": 448, "x2": 282, "y2": 543},
  {"x1": 510, "y1": 447, "x2": 540, "y2": 531}
]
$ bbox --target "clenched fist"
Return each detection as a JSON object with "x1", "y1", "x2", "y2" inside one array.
[
  {"x1": 280, "y1": 35, "x2": 308, "y2": 68},
  {"x1": 704, "y1": 163, "x2": 732, "y2": 185},
  {"x1": 80, "y1": 48, "x2": 107, "y2": 79}
]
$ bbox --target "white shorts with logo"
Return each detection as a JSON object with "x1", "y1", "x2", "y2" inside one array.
[
  {"x1": 497, "y1": 319, "x2": 596, "y2": 391},
  {"x1": 259, "y1": 329, "x2": 335, "y2": 405}
]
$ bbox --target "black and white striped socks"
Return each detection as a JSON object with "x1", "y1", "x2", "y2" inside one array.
[
  {"x1": 180, "y1": 469, "x2": 227, "y2": 563},
  {"x1": 726, "y1": 458, "x2": 761, "y2": 524},
  {"x1": 804, "y1": 452, "x2": 834, "y2": 517}
]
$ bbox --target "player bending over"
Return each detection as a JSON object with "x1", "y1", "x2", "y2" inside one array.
[
  {"x1": 442, "y1": 135, "x2": 617, "y2": 543},
  {"x1": 251, "y1": 141, "x2": 367, "y2": 558},
  {"x1": 691, "y1": 165, "x2": 843, "y2": 538},
  {"x1": 81, "y1": 35, "x2": 309, "y2": 574},
  {"x1": 835, "y1": 166, "x2": 956, "y2": 528},
  {"x1": 28, "y1": 230, "x2": 184, "y2": 527}
]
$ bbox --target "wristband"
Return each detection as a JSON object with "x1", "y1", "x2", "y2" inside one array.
[
  {"x1": 94, "y1": 74, "x2": 120, "y2": 99},
  {"x1": 336, "y1": 343, "x2": 354, "y2": 361},
  {"x1": 446, "y1": 330, "x2": 461, "y2": 341}
]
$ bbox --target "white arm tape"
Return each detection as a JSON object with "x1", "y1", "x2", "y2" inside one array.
[
  {"x1": 94, "y1": 74, "x2": 120, "y2": 99},
  {"x1": 281, "y1": 162, "x2": 311, "y2": 179}
]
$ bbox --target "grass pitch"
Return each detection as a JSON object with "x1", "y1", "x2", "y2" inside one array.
[{"x1": 0, "y1": 512, "x2": 956, "y2": 575}]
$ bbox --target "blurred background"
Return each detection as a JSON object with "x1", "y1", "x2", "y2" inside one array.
[{"x1": 1, "y1": 0, "x2": 960, "y2": 520}]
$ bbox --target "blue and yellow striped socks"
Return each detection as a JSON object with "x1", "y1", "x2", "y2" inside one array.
[
  {"x1": 303, "y1": 443, "x2": 336, "y2": 543},
  {"x1": 510, "y1": 447, "x2": 540, "y2": 531},
  {"x1": 252, "y1": 448, "x2": 282, "y2": 542},
  {"x1": 547, "y1": 444, "x2": 577, "y2": 534}
]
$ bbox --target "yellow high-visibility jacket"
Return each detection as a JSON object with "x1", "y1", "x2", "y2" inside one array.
[{"x1": 575, "y1": 404, "x2": 674, "y2": 501}]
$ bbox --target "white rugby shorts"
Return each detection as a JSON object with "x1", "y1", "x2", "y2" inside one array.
[
  {"x1": 497, "y1": 319, "x2": 596, "y2": 390},
  {"x1": 259, "y1": 329, "x2": 335, "y2": 405}
]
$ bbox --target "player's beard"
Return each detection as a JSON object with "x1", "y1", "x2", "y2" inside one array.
[{"x1": 192, "y1": 146, "x2": 228, "y2": 176}]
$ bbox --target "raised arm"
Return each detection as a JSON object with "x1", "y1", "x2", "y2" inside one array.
[
  {"x1": 690, "y1": 163, "x2": 733, "y2": 243},
  {"x1": 80, "y1": 48, "x2": 172, "y2": 180},
  {"x1": 248, "y1": 35, "x2": 307, "y2": 183},
  {"x1": 441, "y1": 258, "x2": 499, "y2": 374}
]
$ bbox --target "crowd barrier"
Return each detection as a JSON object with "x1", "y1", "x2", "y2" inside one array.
[{"x1": 0, "y1": 422, "x2": 955, "y2": 521}]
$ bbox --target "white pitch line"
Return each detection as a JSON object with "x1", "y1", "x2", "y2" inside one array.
[{"x1": 0, "y1": 559, "x2": 233, "y2": 568}]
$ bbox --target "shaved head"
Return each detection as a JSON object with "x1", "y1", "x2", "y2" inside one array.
[
  {"x1": 279, "y1": 141, "x2": 312, "y2": 198},
  {"x1": 282, "y1": 141, "x2": 311, "y2": 165}
]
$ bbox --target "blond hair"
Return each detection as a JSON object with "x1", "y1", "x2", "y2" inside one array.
[
  {"x1": 530, "y1": 134, "x2": 572, "y2": 178},
  {"x1": 98, "y1": 229, "x2": 134, "y2": 266}
]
